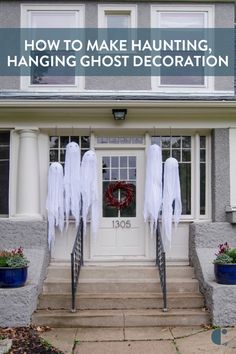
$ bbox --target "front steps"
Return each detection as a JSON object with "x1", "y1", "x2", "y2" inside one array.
[
  {"x1": 33, "y1": 264, "x2": 210, "y2": 327},
  {"x1": 33, "y1": 309, "x2": 208, "y2": 328}
]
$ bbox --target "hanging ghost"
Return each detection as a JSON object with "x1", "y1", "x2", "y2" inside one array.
[
  {"x1": 81, "y1": 150, "x2": 100, "y2": 238},
  {"x1": 162, "y1": 157, "x2": 182, "y2": 252},
  {"x1": 143, "y1": 144, "x2": 163, "y2": 235},
  {"x1": 64, "y1": 142, "x2": 81, "y2": 228},
  {"x1": 46, "y1": 162, "x2": 64, "y2": 249}
]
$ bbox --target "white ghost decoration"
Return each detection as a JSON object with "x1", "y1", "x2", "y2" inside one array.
[
  {"x1": 46, "y1": 162, "x2": 64, "y2": 249},
  {"x1": 162, "y1": 157, "x2": 182, "y2": 252},
  {"x1": 81, "y1": 150, "x2": 100, "y2": 238},
  {"x1": 64, "y1": 142, "x2": 81, "y2": 228},
  {"x1": 143, "y1": 144, "x2": 163, "y2": 235}
]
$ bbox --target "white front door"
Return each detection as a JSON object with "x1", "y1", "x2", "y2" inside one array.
[{"x1": 91, "y1": 149, "x2": 146, "y2": 260}]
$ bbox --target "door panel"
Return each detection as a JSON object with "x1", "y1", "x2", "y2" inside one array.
[{"x1": 91, "y1": 150, "x2": 145, "y2": 259}]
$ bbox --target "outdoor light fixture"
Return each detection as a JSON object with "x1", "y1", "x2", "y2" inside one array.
[{"x1": 112, "y1": 109, "x2": 127, "y2": 120}]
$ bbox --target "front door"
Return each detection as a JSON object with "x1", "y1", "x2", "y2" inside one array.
[{"x1": 91, "y1": 150, "x2": 146, "y2": 260}]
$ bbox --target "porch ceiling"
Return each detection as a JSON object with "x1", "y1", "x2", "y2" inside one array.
[{"x1": 0, "y1": 99, "x2": 236, "y2": 131}]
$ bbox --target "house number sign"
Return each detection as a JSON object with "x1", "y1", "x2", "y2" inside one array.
[{"x1": 112, "y1": 220, "x2": 131, "y2": 229}]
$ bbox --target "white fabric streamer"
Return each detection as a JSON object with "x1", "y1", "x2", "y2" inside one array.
[
  {"x1": 81, "y1": 150, "x2": 100, "y2": 238},
  {"x1": 64, "y1": 142, "x2": 81, "y2": 228},
  {"x1": 46, "y1": 162, "x2": 64, "y2": 250},
  {"x1": 143, "y1": 144, "x2": 163, "y2": 235},
  {"x1": 162, "y1": 157, "x2": 182, "y2": 252}
]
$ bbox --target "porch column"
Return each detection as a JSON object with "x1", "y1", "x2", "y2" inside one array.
[
  {"x1": 16, "y1": 128, "x2": 41, "y2": 218},
  {"x1": 226, "y1": 128, "x2": 236, "y2": 223},
  {"x1": 211, "y1": 129, "x2": 230, "y2": 222}
]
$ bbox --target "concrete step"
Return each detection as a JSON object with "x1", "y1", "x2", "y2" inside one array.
[
  {"x1": 32, "y1": 308, "x2": 209, "y2": 328},
  {"x1": 46, "y1": 265, "x2": 195, "y2": 280},
  {"x1": 43, "y1": 278, "x2": 199, "y2": 294},
  {"x1": 38, "y1": 292, "x2": 204, "y2": 310}
]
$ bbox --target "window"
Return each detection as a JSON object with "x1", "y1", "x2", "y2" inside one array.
[
  {"x1": 98, "y1": 5, "x2": 137, "y2": 29},
  {"x1": 21, "y1": 4, "x2": 84, "y2": 91},
  {"x1": 151, "y1": 5, "x2": 214, "y2": 92},
  {"x1": 106, "y1": 13, "x2": 131, "y2": 28},
  {"x1": 0, "y1": 132, "x2": 10, "y2": 215},
  {"x1": 151, "y1": 135, "x2": 192, "y2": 215},
  {"x1": 151, "y1": 134, "x2": 210, "y2": 218},
  {"x1": 49, "y1": 136, "x2": 90, "y2": 166},
  {"x1": 102, "y1": 155, "x2": 136, "y2": 218},
  {"x1": 98, "y1": 4, "x2": 137, "y2": 51}
]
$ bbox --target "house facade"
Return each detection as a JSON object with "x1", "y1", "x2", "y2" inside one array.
[{"x1": 0, "y1": 0, "x2": 236, "y2": 327}]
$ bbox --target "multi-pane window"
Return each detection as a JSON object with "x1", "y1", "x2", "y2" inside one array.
[
  {"x1": 102, "y1": 156, "x2": 136, "y2": 218},
  {"x1": 151, "y1": 136, "x2": 191, "y2": 215},
  {"x1": 49, "y1": 136, "x2": 90, "y2": 166},
  {"x1": 0, "y1": 132, "x2": 10, "y2": 215}
]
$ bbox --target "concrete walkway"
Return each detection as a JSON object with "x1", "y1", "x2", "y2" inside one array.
[{"x1": 40, "y1": 326, "x2": 236, "y2": 354}]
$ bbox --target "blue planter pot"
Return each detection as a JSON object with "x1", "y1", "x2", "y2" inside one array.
[
  {"x1": 0, "y1": 267, "x2": 28, "y2": 288},
  {"x1": 214, "y1": 263, "x2": 236, "y2": 285}
]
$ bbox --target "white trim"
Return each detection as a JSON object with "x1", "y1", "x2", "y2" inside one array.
[
  {"x1": 151, "y1": 5, "x2": 214, "y2": 28},
  {"x1": 98, "y1": 4, "x2": 137, "y2": 28},
  {"x1": 193, "y1": 134, "x2": 200, "y2": 220},
  {"x1": 21, "y1": 3, "x2": 85, "y2": 27},
  {"x1": 21, "y1": 3, "x2": 85, "y2": 92},
  {"x1": 150, "y1": 132, "x2": 211, "y2": 220},
  {"x1": 150, "y1": 4, "x2": 215, "y2": 93},
  {"x1": 229, "y1": 128, "x2": 236, "y2": 207},
  {"x1": 205, "y1": 133, "x2": 212, "y2": 220}
]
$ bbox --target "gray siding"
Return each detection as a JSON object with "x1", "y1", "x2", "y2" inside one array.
[{"x1": 0, "y1": 1, "x2": 234, "y2": 91}]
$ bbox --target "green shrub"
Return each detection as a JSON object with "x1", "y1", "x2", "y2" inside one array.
[
  {"x1": 213, "y1": 253, "x2": 233, "y2": 264},
  {"x1": 0, "y1": 247, "x2": 29, "y2": 268},
  {"x1": 226, "y1": 248, "x2": 236, "y2": 263},
  {"x1": 6, "y1": 254, "x2": 29, "y2": 268}
]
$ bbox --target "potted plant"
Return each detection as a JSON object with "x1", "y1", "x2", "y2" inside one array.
[
  {"x1": 214, "y1": 242, "x2": 236, "y2": 284},
  {"x1": 0, "y1": 247, "x2": 29, "y2": 288}
]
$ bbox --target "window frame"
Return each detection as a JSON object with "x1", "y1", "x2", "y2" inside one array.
[
  {"x1": 21, "y1": 3, "x2": 85, "y2": 92},
  {"x1": 49, "y1": 135, "x2": 90, "y2": 166},
  {"x1": 98, "y1": 4, "x2": 137, "y2": 29},
  {"x1": 150, "y1": 132, "x2": 211, "y2": 221},
  {"x1": 150, "y1": 4, "x2": 215, "y2": 93}
]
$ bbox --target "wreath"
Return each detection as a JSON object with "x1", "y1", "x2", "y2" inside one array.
[{"x1": 105, "y1": 181, "x2": 134, "y2": 210}]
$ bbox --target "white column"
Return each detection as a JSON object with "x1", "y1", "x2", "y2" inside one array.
[
  {"x1": 16, "y1": 128, "x2": 41, "y2": 218},
  {"x1": 229, "y1": 128, "x2": 236, "y2": 208}
]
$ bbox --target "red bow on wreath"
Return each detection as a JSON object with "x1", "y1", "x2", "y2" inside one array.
[{"x1": 105, "y1": 181, "x2": 134, "y2": 210}]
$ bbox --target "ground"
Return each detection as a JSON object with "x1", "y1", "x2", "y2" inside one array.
[
  {"x1": 0, "y1": 326, "x2": 63, "y2": 354},
  {"x1": 1, "y1": 325, "x2": 236, "y2": 354}
]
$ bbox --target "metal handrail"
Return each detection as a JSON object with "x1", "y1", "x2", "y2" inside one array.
[
  {"x1": 156, "y1": 220, "x2": 167, "y2": 312},
  {"x1": 71, "y1": 217, "x2": 83, "y2": 312}
]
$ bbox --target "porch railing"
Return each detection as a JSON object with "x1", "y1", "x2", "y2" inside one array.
[
  {"x1": 71, "y1": 217, "x2": 84, "y2": 312},
  {"x1": 156, "y1": 220, "x2": 167, "y2": 312}
]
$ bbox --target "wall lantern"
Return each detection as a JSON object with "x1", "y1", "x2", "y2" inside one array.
[{"x1": 112, "y1": 109, "x2": 127, "y2": 121}]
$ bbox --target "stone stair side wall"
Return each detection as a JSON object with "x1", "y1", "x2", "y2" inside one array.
[
  {"x1": 0, "y1": 219, "x2": 49, "y2": 327},
  {"x1": 189, "y1": 221, "x2": 236, "y2": 326}
]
